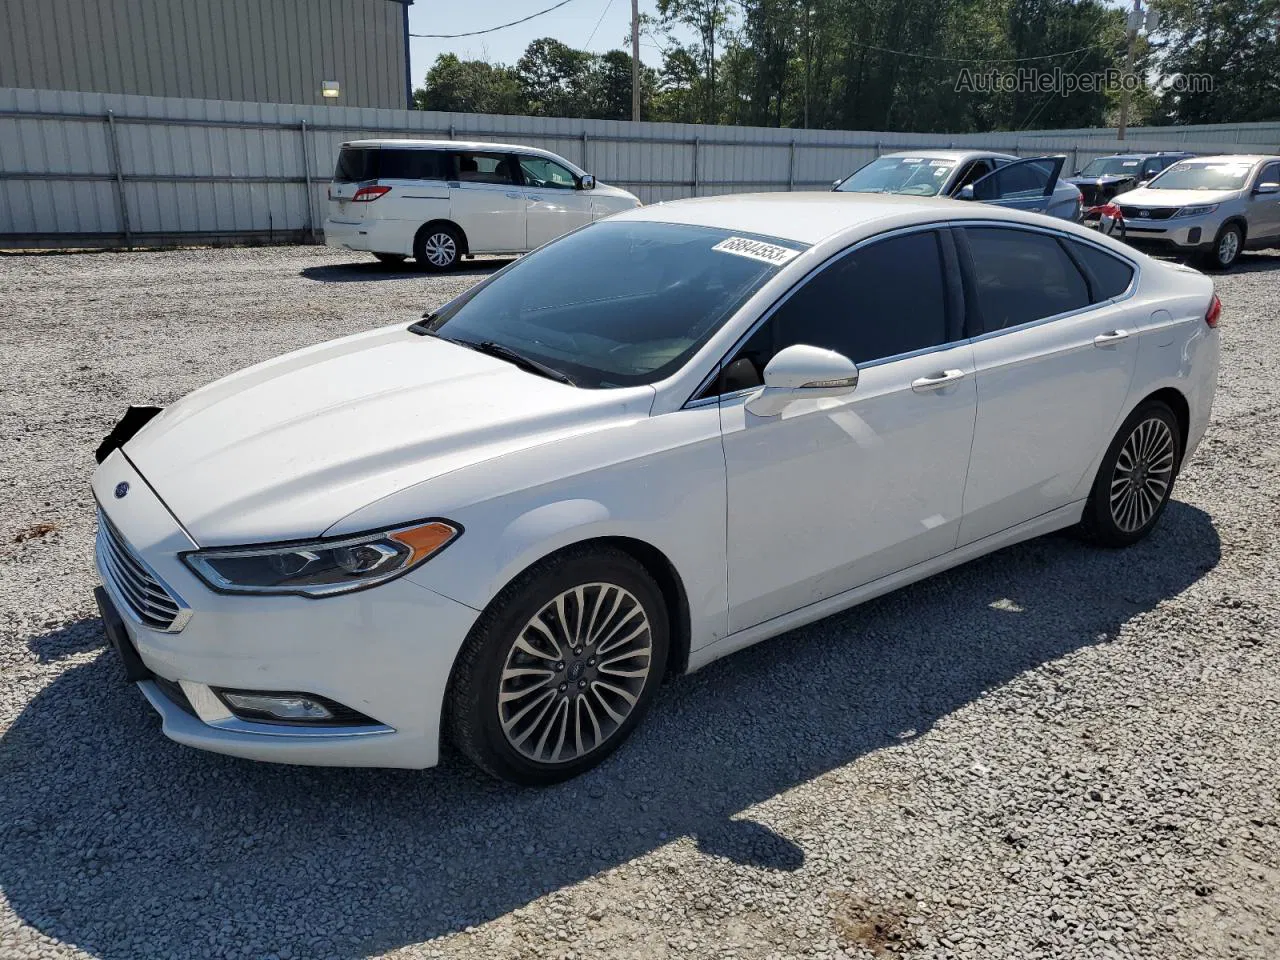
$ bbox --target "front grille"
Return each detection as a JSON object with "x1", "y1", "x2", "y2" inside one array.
[
  {"x1": 96, "y1": 509, "x2": 185, "y2": 631},
  {"x1": 1118, "y1": 205, "x2": 1177, "y2": 221}
]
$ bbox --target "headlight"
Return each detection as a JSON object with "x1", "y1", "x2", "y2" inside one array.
[
  {"x1": 182, "y1": 520, "x2": 460, "y2": 597},
  {"x1": 1174, "y1": 203, "x2": 1218, "y2": 218}
]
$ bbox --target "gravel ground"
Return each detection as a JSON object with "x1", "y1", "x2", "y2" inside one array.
[{"x1": 1, "y1": 245, "x2": 1278, "y2": 960}]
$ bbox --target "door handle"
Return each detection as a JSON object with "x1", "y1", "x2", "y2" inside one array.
[
  {"x1": 1093, "y1": 329, "x2": 1130, "y2": 347},
  {"x1": 911, "y1": 369, "x2": 966, "y2": 393},
  {"x1": 505, "y1": 192, "x2": 522, "y2": 199}
]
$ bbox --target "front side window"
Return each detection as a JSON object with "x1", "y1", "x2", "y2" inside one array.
[
  {"x1": 972, "y1": 158, "x2": 1055, "y2": 201},
  {"x1": 452, "y1": 152, "x2": 518, "y2": 185},
  {"x1": 962, "y1": 227, "x2": 1090, "y2": 333},
  {"x1": 836, "y1": 157, "x2": 956, "y2": 197},
  {"x1": 1258, "y1": 162, "x2": 1280, "y2": 187},
  {"x1": 520, "y1": 156, "x2": 578, "y2": 190},
  {"x1": 422, "y1": 222, "x2": 806, "y2": 388},
  {"x1": 1148, "y1": 161, "x2": 1254, "y2": 191},
  {"x1": 716, "y1": 230, "x2": 951, "y2": 393}
]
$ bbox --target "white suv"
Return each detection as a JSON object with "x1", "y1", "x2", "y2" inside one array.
[{"x1": 324, "y1": 139, "x2": 642, "y2": 270}]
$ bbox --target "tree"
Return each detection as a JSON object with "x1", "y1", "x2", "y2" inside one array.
[
  {"x1": 413, "y1": 54, "x2": 524, "y2": 114},
  {"x1": 516, "y1": 38, "x2": 595, "y2": 117}
]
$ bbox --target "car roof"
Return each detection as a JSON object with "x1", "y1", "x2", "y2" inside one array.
[
  {"x1": 1174, "y1": 154, "x2": 1277, "y2": 164},
  {"x1": 879, "y1": 149, "x2": 1016, "y2": 163},
  {"x1": 340, "y1": 138, "x2": 580, "y2": 166},
  {"x1": 612, "y1": 192, "x2": 1084, "y2": 245}
]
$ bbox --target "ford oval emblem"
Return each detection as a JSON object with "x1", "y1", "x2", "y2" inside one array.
[{"x1": 114, "y1": 481, "x2": 129, "y2": 499}]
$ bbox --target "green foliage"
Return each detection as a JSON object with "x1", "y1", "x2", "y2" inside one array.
[{"x1": 411, "y1": 0, "x2": 1279, "y2": 128}]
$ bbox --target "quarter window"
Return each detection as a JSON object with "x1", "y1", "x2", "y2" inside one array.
[
  {"x1": 451, "y1": 152, "x2": 518, "y2": 185},
  {"x1": 716, "y1": 230, "x2": 951, "y2": 393},
  {"x1": 961, "y1": 227, "x2": 1090, "y2": 333},
  {"x1": 378, "y1": 149, "x2": 449, "y2": 181},
  {"x1": 519, "y1": 156, "x2": 578, "y2": 189},
  {"x1": 1062, "y1": 238, "x2": 1136, "y2": 301}
]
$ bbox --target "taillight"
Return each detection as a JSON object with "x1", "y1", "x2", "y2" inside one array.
[
  {"x1": 1205, "y1": 293, "x2": 1221, "y2": 328},
  {"x1": 352, "y1": 185, "x2": 391, "y2": 203}
]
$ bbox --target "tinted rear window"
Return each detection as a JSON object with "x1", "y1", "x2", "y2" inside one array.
[
  {"x1": 1064, "y1": 239, "x2": 1136, "y2": 301},
  {"x1": 380, "y1": 149, "x2": 450, "y2": 180},
  {"x1": 334, "y1": 147, "x2": 378, "y2": 183},
  {"x1": 962, "y1": 227, "x2": 1090, "y2": 333}
]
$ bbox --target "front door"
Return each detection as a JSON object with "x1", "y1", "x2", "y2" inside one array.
[
  {"x1": 519, "y1": 154, "x2": 594, "y2": 250},
  {"x1": 954, "y1": 224, "x2": 1141, "y2": 545},
  {"x1": 447, "y1": 150, "x2": 526, "y2": 253},
  {"x1": 1249, "y1": 161, "x2": 1280, "y2": 241},
  {"x1": 718, "y1": 228, "x2": 978, "y2": 632},
  {"x1": 970, "y1": 156, "x2": 1066, "y2": 215}
]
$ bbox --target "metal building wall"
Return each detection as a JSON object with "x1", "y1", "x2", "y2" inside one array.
[
  {"x1": 0, "y1": 0, "x2": 409, "y2": 109},
  {"x1": 1, "y1": 86, "x2": 1274, "y2": 248}
]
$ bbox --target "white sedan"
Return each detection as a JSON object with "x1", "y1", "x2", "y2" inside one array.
[{"x1": 92, "y1": 193, "x2": 1220, "y2": 784}]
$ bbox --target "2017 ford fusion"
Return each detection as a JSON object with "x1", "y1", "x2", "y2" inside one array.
[{"x1": 93, "y1": 193, "x2": 1220, "y2": 784}]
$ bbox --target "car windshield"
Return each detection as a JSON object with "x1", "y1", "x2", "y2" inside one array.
[
  {"x1": 1079, "y1": 157, "x2": 1144, "y2": 177},
  {"x1": 1148, "y1": 161, "x2": 1253, "y2": 191},
  {"x1": 836, "y1": 157, "x2": 956, "y2": 196},
  {"x1": 420, "y1": 221, "x2": 807, "y2": 388}
]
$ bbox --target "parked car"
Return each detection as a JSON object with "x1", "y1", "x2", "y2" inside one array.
[
  {"x1": 94, "y1": 193, "x2": 1220, "y2": 784},
  {"x1": 1067, "y1": 152, "x2": 1195, "y2": 208},
  {"x1": 1110, "y1": 154, "x2": 1280, "y2": 269},
  {"x1": 834, "y1": 150, "x2": 1082, "y2": 221},
  {"x1": 324, "y1": 139, "x2": 641, "y2": 270}
]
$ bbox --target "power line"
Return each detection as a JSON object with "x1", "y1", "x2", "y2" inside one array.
[
  {"x1": 585, "y1": 0, "x2": 616, "y2": 49},
  {"x1": 843, "y1": 40, "x2": 1111, "y2": 63},
  {"x1": 411, "y1": 0, "x2": 581, "y2": 39}
]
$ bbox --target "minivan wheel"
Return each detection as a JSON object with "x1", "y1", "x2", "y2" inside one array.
[
  {"x1": 447, "y1": 545, "x2": 669, "y2": 785},
  {"x1": 1079, "y1": 400, "x2": 1182, "y2": 547},
  {"x1": 1203, "y1": 223, "x2": 1243, "y2": 270},
  {"x1": 373, "y1": 252, "x2": 406, "y2": 265},
  {"x1": 414, "y1": 224, "x2": 461, "y2": 272}
]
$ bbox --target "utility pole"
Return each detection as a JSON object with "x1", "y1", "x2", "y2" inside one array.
[
  {"x1": 1117, "y1": 0, "x2": 1140, "y2": 141},
  {"x1": 631, "y1": 0, "x2": 641, "y2": 122}
]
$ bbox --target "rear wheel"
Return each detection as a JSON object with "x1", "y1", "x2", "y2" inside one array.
[
  {"x1": 1202, "y1": 223, "x2": 1243, "y2": 270},
  {"x1": 373, "y1": 252, "x2": 406, "y2": 265},
  {"x1": 1080, "y1": 400, "x2": 1182, "y2": 547},
  {"x1": 447, "y1": 545, "x2": 668, "y2": 785},
  {"x1": 413, "y1": 224, "x2": 462, "y2": 272}
]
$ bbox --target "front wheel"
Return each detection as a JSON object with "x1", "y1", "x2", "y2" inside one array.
[
  {"x1": 1080, "y1": 401, "x2": 1182, "y2": 547},
  {"x1": 447, "y1": 545, "x2": 669, "y2": 785},
  {"x1": 1202, "y1": 223, "x2": 1242, "y2": 271}
]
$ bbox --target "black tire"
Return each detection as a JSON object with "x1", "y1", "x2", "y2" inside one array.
[
  {"x1": 446, "y1": 545, "x2": 669, "y2": 785},
  {"x1": 1079, "y1": 400, "x2": 1182, "y2": 547},
  {"x1": 413, "y1": 223, "x2": 462, "y2": 272},
  {"x1": 1201, "y1": 223, "x2": 1243, "y2": 271},
  {"x1": 373, "y1": 252, "x2": 406, "y2": 265}
]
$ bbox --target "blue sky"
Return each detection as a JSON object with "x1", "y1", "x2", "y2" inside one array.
[{"x1": 407, "y1": 0, "x2": 670, "y2": 81}]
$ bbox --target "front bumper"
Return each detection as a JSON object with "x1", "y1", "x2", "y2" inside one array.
[
  {"x1": 1119, "y1": 212, "x2": 1222, "y2": 253},
  {"x1": 92, "y1": 451, "x2": 480, "y2": 769}
]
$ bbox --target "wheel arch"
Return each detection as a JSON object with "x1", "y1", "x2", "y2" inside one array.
[
  {"x1": 415, "y1": 218, "x2": 469, "y2": 256},
  {"x1": 1137, "y1": 386, "x2": 1191, "y2": 467},
  {"x1": 1218, "y1": 215, "x2": 1248, "y2": 244}
]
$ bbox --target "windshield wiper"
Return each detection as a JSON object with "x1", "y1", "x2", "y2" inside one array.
[{"x1": 462, "y1": 339, "x2": 577, "y2": 386}]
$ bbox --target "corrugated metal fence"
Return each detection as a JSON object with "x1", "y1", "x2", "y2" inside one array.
[{"x1": 2, "y1": 86, "x2": 1275, "y2": 249}]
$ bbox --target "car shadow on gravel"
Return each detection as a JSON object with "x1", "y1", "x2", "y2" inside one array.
[
  {"x1": 301, "y1": 258, "x2": 516, "y2": 283},
  {"x1": 0, "y1": 501, "x2": 1219, "y2": 959}
]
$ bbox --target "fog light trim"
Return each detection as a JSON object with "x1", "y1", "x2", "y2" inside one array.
[{"x1": 213, "y1": 688, "x2": 380, "y2": 727}]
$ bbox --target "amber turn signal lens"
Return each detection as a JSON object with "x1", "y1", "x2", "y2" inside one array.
[{"x1": 390, "y1": 521, "x2": 460, "y2": 564}]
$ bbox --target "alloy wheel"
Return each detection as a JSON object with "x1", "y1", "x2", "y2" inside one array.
[
  {"x1": 498, "y1": 582, "x2": 653, "y2": 765},
  {"x1": 1109, "y1": 417, "x2": 1176, "y2": 533},
  {"x1": 1217, "y1": 230, "x2": 1239, "y2": 266},
  {"x1": 423, "y1": 232, "x2": 457, "y2": 267}
]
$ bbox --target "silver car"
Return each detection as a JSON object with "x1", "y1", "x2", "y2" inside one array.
[
  {"x1": 1111, "y1": 154, "x2": 1280, "y2": 270},
  {"x1": 834, "y1": 150, "x2": 1083, "y2": 222}
]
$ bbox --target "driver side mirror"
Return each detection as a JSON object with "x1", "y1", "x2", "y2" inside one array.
[
  {"x1": 1255, "y1": 182, "x2": 1280, "y2": 195},
  {"x1": 745, "y1": 344, "x2": 859, "y2": 417},
  {"x1": 957, "y1": 184, "x2": 976, "y2": 201},
  {"x1": 579, "y1": 174, "x2": 596, "y2": 190}
]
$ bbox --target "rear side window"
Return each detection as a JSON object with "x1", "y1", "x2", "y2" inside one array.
[
  {"x1": 334, "y1": 147, "x2": 378, "y2": 183},
  {"x1": 1063, "y1": 239, "x2": 1136, "y2": 301},
  {"x1": 961, "y1": 227, "x2": 1090, "y2": 333},
  {"x1": 379, "y1": 149, "x2": 449, "y2": 181},
  {"x1": 451, "y1": 151, "x2": 518, "y2": 185},
  {"x1": 726, "y1": 230, "x2": 950, "y2": 385}
]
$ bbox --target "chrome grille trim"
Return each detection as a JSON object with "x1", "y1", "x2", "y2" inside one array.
[{"x1": 96, "y1": 509, "x2": 191, "y2": 633}]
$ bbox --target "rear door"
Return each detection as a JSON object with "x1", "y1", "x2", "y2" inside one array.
[
  {"x1": 447, "y1": 150, "x2": 526, "y2": 253},
  {"x1": 970, "y1": 156, "x2": 1066, "y2": 215},
  {"x1": 519, "y1": 154, "x2": 594, "y2": 249},
  {"x1": 955, "y1": 224, "x2": 1140, "y2": 545}
]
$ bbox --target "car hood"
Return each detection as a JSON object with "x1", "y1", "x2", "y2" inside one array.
[
  {"x1": 593, "y1": 181, "x2": 641, "y2": 205},
  {"x1": 1067, "y1": 175, "x2": 1135, "y2": 186},
  {"x1": 1116, "y1": 187, "x2": 1240, "y2": 207},
  {"x1": 125, "y1": 325, "x2": 654, "y2": 546}
]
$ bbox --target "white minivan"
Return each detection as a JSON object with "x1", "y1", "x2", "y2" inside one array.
[{"x1": 324, "y1": 139, "x2": 642, "y2": 270}]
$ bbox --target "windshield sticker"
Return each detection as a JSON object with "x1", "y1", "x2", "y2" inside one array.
[
  {"x1": 712, "y1": 237, "x2": 800, "y2": 266},
  {"x1": 929, "y1": 160, "x2": 952, "y2": 167},
  {"x1": 899, "y1": 157, "x2": 924, "y2": 163},
  {"x1": 1121, "y1": 161, "x2": 1139, "y2": 166}
]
